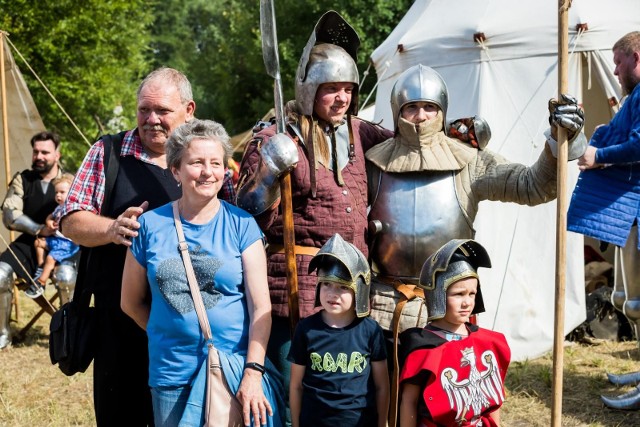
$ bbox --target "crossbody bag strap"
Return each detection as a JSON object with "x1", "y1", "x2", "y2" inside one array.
[{"x1": 172, "y1": 202, "x2": 215, "y2": 344}]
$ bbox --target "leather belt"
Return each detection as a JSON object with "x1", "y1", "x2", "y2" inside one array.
[
  {"x1": 266, "y1": 244, "x2": 319, "y2": 257},
  {"x1": 374, "y1": 275, "x2": 425, "y2": 427}
]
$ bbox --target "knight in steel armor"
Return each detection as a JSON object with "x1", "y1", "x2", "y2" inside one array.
[
  {"x1": 365, "y1": 64, "x2": 585, "y2": 425},
  {"x1": 367, "y1": 64, "x2": 586, "y2": 334},
  {"x1": 399, "y1": 239, "x2": 511, "y2": 427},
  {"x1": 0, "y1": 131, "x2": 74, "y2": 348},
  {"x1": 567, "y1": 31, "x2": 640, "y2": 410}
]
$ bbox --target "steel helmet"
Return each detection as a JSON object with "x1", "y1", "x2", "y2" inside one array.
[
  {"x1": 390, "y1": 64, "x2": 449, "y2": 130},
  {"x1": 295, "y1": 11, "x2": 360, "y2": 117},
  {"x1": 309, "y1": 233, "x2": 371, "y2": 317},
  {"x1": 419, "y1": 239, "x2": 491, "y2": 321}
]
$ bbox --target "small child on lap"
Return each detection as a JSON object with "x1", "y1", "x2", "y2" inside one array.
[{"x1": 28, "y1": 173, "x2": 79, "y2": 298}]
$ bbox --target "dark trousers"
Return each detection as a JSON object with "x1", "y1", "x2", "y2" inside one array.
[{"x1": 93, "y1": 303, "x2": 154, "y2": 426}]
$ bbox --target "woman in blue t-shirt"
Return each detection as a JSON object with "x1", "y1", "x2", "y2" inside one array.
[{"x1": 121, "y1": 119, "x2": 283, "y2": 427}]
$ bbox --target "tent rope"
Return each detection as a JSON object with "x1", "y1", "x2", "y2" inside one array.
[
  {"x1": 360, "y1": 59, "x2": 392, "y2": 112},
  {"x1": 4, "y1": 36, "x2": 91, "y2": 147},
  {"x1": 490, "y1": 27, "x2": 587, "y2": 328},
  {"x1": 477, "y1": 39, "x2": 538, "y2": 146}
]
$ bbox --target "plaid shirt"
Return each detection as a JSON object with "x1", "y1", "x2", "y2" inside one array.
[{"x1": 61, "y1": 129, "x2": 235, "y2": 218}]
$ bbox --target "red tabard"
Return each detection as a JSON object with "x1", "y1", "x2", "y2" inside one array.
[{"x1": 400, "y1": 328, "x2": 511, "y2": 426}]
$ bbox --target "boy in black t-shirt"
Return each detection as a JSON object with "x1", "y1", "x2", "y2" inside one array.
[{"x1": 288, "y1": 234, "x2": 389, "y2": 427}]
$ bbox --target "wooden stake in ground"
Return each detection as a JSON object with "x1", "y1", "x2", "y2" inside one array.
[{"x1": 552, "y1": 1, "x2": 571, "y2": 426}]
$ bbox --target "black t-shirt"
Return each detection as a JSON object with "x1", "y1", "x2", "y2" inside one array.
[{"x1": 288, "y1": 312, "x2": 387, "y2": 426}]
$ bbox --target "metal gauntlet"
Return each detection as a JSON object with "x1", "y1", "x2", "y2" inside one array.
[
  {"x1": 2, "y1": 211, "x2": 42, "y2": 236},
  {"x1": 547, "y1": 93, "x2": 587, "y2": 160},
  {"x1": 236, "y1": 133, "x2": 299, "y2": 216},
  {"x1": 447, "y1": 116, "x2": 492, "y2": 150}
]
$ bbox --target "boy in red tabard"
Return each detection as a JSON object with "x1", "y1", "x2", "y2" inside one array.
[{"x1": 399, "y1": 239, "x2": 511, "y2": 427}]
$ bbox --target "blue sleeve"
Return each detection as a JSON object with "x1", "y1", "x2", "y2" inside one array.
[
  {"x1": 129, "y1": 214, "x2": 148, "y2": 267},
  {"x1": 234, "y1": 205, "x2": 265, "y2": 253},
  {"x1": 595, "y1": 89, "x2": 640, "y2": 164}
]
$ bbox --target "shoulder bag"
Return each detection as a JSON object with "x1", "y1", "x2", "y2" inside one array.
[{"x1": 172, "y1": 202, "x2": 244, "y2": 427}]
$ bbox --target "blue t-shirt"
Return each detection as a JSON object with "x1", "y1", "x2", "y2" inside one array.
[
  {"x1": 130, "y1": 201, "x2": 264, "y2": 387},
  {"x1": 287, "y1": 312, "x2": 387, "y2": 426}
]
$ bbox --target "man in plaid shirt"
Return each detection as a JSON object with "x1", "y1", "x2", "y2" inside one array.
[{"x1": 60, "y1": 67, "x2": 234, "y2": 426}]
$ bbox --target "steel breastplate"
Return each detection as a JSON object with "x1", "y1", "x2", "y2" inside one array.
[{"x1": 369, "y1": 171, "x2": 473, "y2": 283}]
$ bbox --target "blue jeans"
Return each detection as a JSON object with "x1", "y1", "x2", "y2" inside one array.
[{"x1": 151, "y1": 385, "x2": 192, "y2": 427}]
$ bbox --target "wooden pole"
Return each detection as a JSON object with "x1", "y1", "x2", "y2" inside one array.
[
  {"x1": 0, "y1": 31, "x2": 15, "y2": 244},
  {"x1": 259, "y1": 0, "x2": 300, "y2": 333},
  {"x1": 552, "y1": 1, "x2": 570, "y2": 426},
  {"x1": 1, "y1": 32, "x2": 10, "y2": 190}
]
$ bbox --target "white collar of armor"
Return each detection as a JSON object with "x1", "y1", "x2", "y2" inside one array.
[{"x1": 365, "y1": 113, "x2": 476, "y2": 173}]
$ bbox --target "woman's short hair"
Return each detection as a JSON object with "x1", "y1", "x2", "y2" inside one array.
[{"x1": 166, "y1": 119, "x2": 232, "y2": 170}]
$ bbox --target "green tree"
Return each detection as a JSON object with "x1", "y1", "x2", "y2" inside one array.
[
  {"x1": 149, "y1": 0, "x2": 413, "y2": 138},
  {"x1": 1, "y1": 0, "x2": 412, "y2": 167},
  {"x1": 0, "y1": 0, "x2": 153, "y2": 170}
]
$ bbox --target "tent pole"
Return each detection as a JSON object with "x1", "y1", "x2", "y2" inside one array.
[
  {"x1": 1, "y1": 32, "x2": 10, "y2": 188},
  {"x1": 552, "y1": 1, "x2": 570, "y2": 426},
  {"x1": 0, "y1": 31, "x2": 15, "y2": 244}
]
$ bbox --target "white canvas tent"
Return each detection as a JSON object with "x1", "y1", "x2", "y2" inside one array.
[
  {"x1": 369, "y1": 0, "x2": 640, "y2": 361},
  {"x1": 0, "y1": 34, "x2": 46, "y2": 250}
]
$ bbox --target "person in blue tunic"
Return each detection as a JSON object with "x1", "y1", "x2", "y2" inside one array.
[
  {"x1": 121, "y1": 119, "x2": 284, "y2": 426},
  {"x1": 567, "y1": 30, "x2": 640, "y2": 410}
]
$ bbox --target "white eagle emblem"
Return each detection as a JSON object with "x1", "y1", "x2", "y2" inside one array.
[{"x1": 440, "y1": 347, "x2": 505, "y2": 423}]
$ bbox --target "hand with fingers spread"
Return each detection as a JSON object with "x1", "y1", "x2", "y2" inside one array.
[
  {"x1": 237, "y1": 369, "x2": 273, "y2": 426},
  {"x1": 108, "y1": 201, "x2": 148, "y2": 246}
]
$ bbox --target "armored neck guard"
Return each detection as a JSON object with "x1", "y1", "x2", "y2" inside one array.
[{"x1": 366, "y1": 113, "x2": 475, "y2": 173}]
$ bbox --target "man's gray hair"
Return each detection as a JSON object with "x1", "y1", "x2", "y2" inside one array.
[
  {"x1": 166, "y1": 119, "x2": 232, "y2": 170},
  {"x1": 137, "y1": 67, "x2": 193, "y2": 104}
]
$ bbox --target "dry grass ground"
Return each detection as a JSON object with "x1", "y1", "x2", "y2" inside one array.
[{"x1": 1, "y1": 289, "x2": 640, "y2": 426}]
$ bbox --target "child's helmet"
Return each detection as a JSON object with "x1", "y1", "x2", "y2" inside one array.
[
  {"x1": 308, "y1": 233, "x2": 371, "y2": 317},
  {"x1": 419, "y1": 239, "x2": 491, "y2": 321}
]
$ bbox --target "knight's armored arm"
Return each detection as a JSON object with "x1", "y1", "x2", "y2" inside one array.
[
  {"x1": 471, "y1": 145, "x2": 558, "y2": 208},
  {"x1": 1, "y1": 172, "x2": 42, "y2": 236},
  {"x1": 546, "y1": 93, "x2": 587, "y2": 160},
  {"x1": 236, "y1": 133, "x2": 299, "y2": 216}
]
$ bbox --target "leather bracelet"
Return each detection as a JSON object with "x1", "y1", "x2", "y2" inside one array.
[{"x1": 244, "y1": 362, "x2": 266, "y2": 375}]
